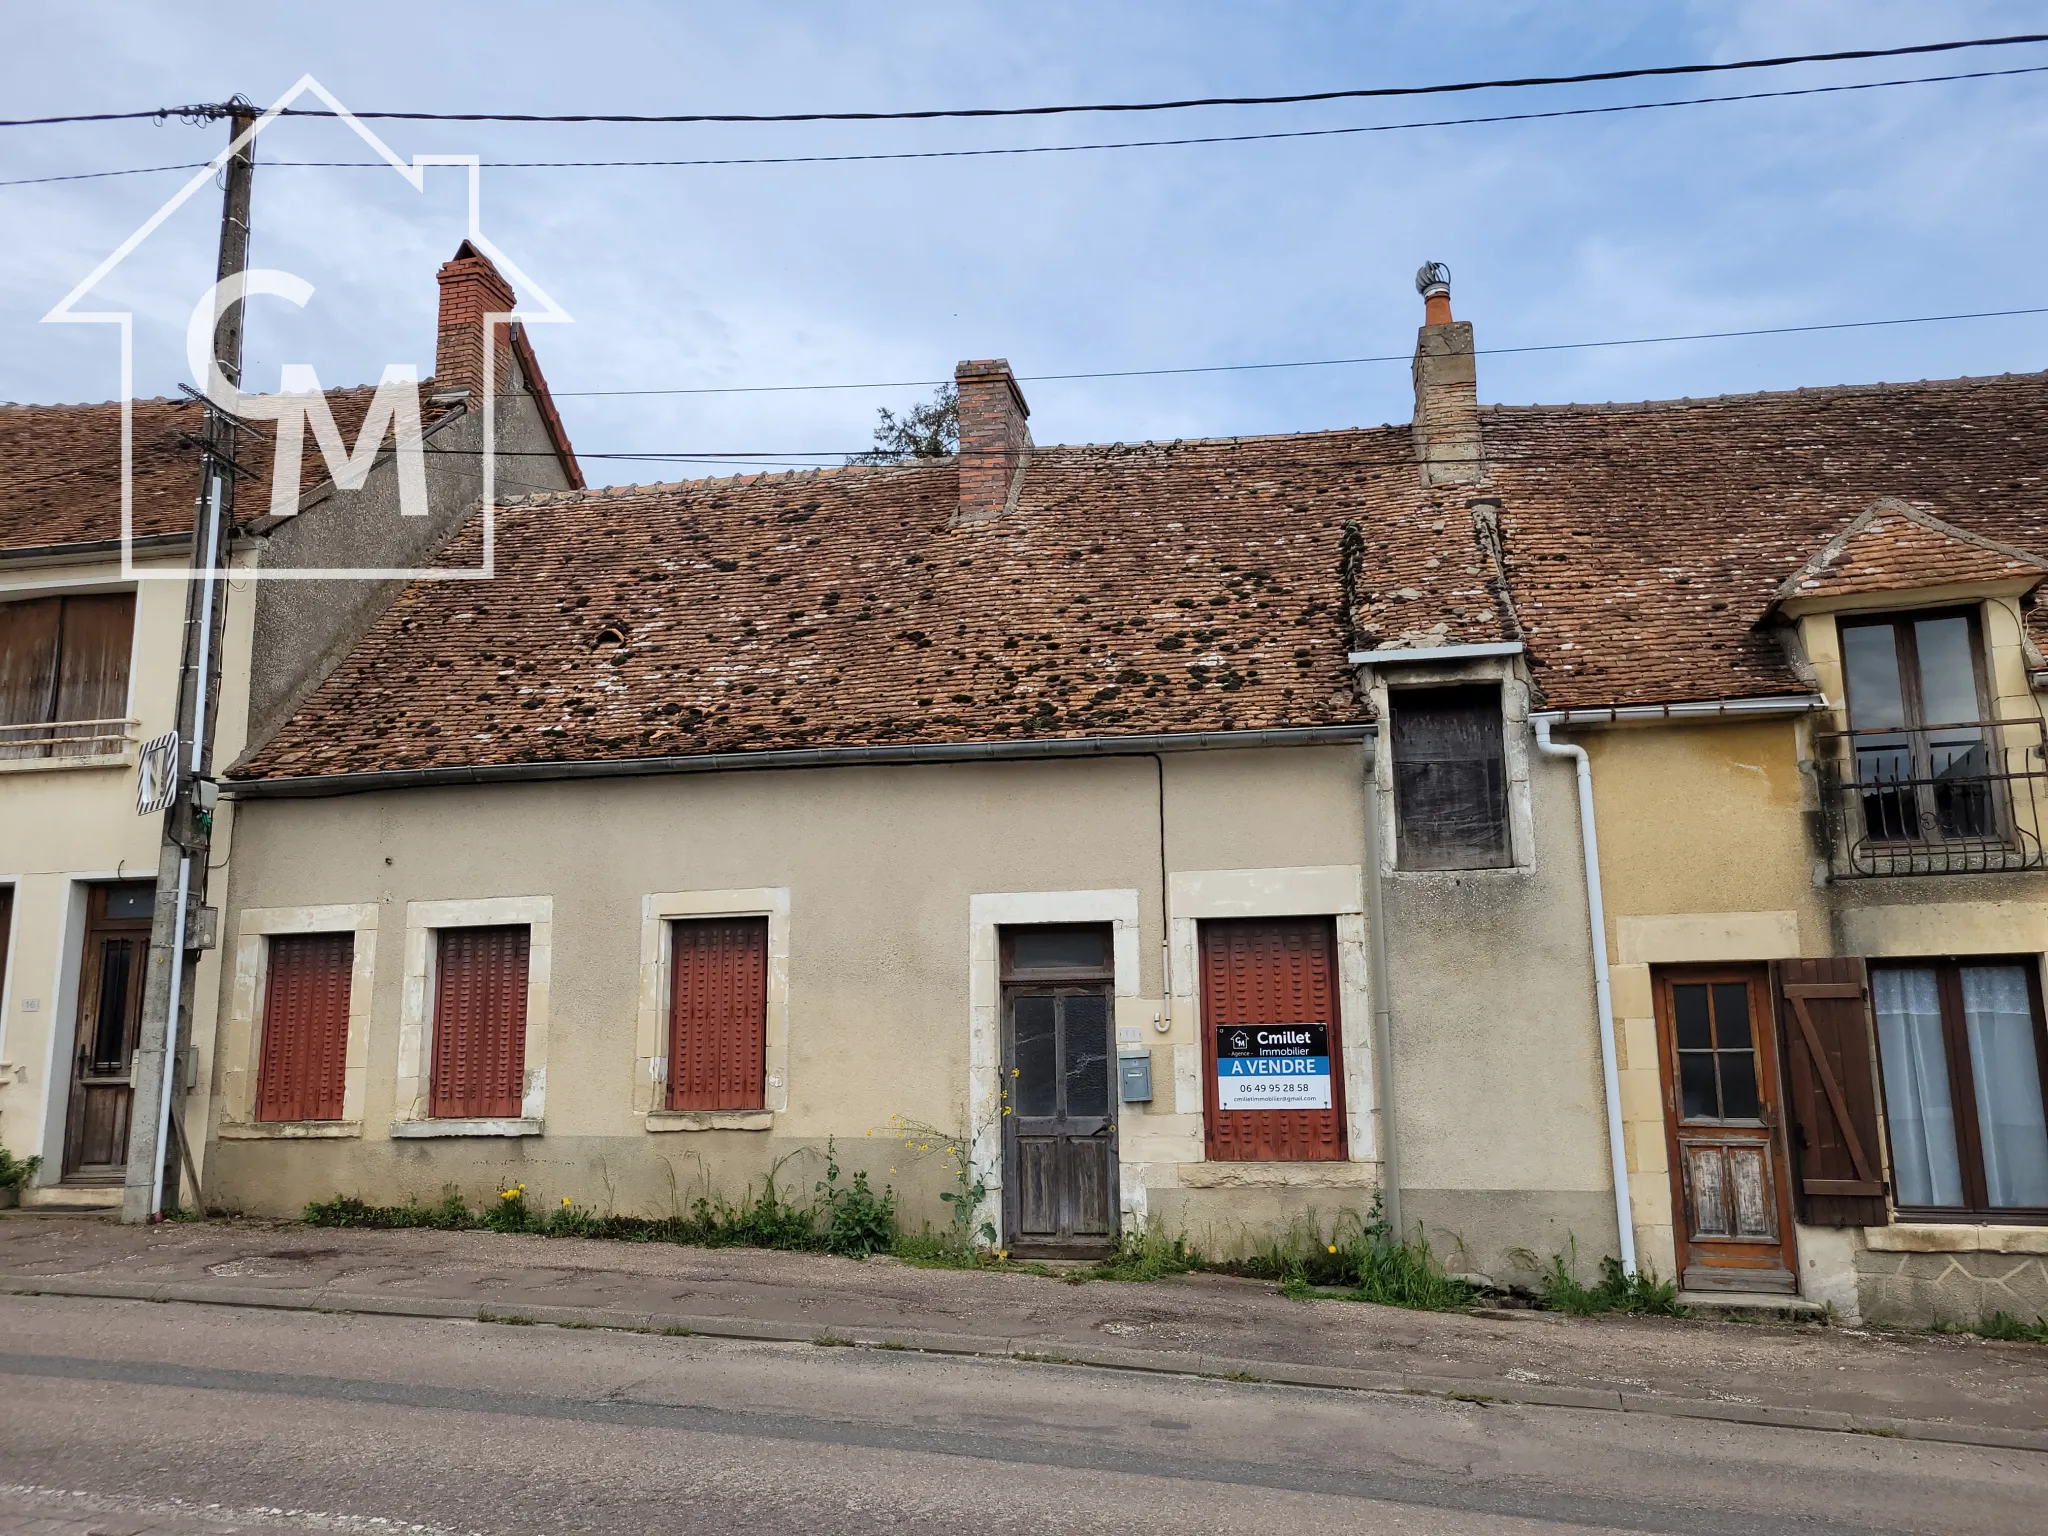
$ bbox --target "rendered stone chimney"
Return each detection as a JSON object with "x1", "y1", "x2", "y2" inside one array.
[
  {"x1": 434, "y1": 240, "x2": 518, "y2": 404},
  {"x1": 1411, "y1": 261, "x2": 1485, "y2": 487},
  {"x1": 954, "y1": 358, "x2": 1032, "y2": 525}
]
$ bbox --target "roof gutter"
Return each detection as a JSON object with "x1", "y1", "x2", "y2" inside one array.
[
  {"x1": 1530, "y1": 694, "x2": 1826, "y2": 727},
  {"x1": 224, "y1": 724, "x2": 1376, "y2": 801},
  {"x1": 0, "y1": 532, "x2": 195, "y2": 567}
]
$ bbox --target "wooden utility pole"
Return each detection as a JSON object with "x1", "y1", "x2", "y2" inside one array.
[{"x1": 123, "y1": 102, "x2": 256, "y2": 1223}]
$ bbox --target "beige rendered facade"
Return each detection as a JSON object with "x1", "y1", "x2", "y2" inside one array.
[
  {"x1": 1577, "y1": 583, "x2": 2048, "y2": 1324},
  {"x1": 205, "y1": 727, "x2": 1628, "y2": 1278},
  {"x1": 0, "y1": 542, "x2": 256, "y2": 1200}
]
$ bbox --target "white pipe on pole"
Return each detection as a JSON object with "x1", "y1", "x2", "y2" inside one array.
[
  {"x1": 150, "y1": 854, "x2": 191, "y2": 1219},
  {"x1": 1532, "y1": 715, "x2": 1637, "y2": 1277}
]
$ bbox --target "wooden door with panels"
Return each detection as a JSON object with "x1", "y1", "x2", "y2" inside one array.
[
  {"x1": 1654, "y1": 966, "x2": 1799, "y2": 1293},
  {"x1": 1000, "y1": 925, "x2": 1119, "y2": 1258},
  {"x1": 63, "y1": 882, "x2": 155, "y2": 1180}
]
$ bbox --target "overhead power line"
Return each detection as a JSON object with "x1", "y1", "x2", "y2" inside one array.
[
  {"x1": 545, "y1": 306, "x2": 2048, "y2": 399},
  {"x1": 3, "y1": 32, "x2": 2045, "y2": 128},
  {"x1": 6, "y1": 64, "x2": 2041, "y2": 189}
]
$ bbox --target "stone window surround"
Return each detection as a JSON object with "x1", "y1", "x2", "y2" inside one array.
[
  {"x1": 633, "y1": 886, "x2": 791, "y2": 1133},
  {"x1": 216, "y1": 903, "x2": 379, "y2": 1139},
  {"x1": 392, "y1": 895, "x2": 551, "y2": 1139},
  {"x1": 968, "y1": 890, "x2": 1143, "y2": 1234},
  {"x1": 1166, "y1": 865, "x2": 1377, "y2": 1168},
  {"x1": 1864, "y1": 1224, "x2": 2048, "y2": 1255},
  {"x1": 1354, "y1": 655, "x2": 1537, "y2": 876}
]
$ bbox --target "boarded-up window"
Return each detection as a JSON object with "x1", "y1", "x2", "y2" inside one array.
[
  {"x1": 1200, "y1": 917, "x2": 1346, "y2": 1162},
  {"x1": 256, "y1": 933, "x2": 355, "y2": 1122},
  {"x1": 430, "y1": 925, "x2": 530, "y2": 1120},
  {"x1": 1774, "y1": 958, "x2": 1888, "y2": 1227},
  {"x1": 669, "y1": 918, "x2": 767, "y2": 1111},
  {"x1": 1391, "y1": 684, "x2": 1510, "y2": 870},
  {"x1": 0, "y1": 594, "x2": 135, "y2": 760}
]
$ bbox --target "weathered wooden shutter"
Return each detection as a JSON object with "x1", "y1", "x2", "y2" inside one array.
[
  {"x1": 51, "y1": 594, "x2": 135, "y2": 753},
  {"x1": 669, "y1": 917, "x2": 768, "y2": 1111},
  {"x1": 1200, "y1": 917, "x2": 1346, "y2": 1161},
  {"x1": 1391, "y1": 686, "x2": 1510, "y2": 870},
  {"x1": 430, "y1": 925, "x2": 530, "y2": 1119},
  {"x1": 0, "y1": 597, "x2": 62, "y2": 759},
  {"x1": 256, "y1": 932, "x2": 355, "y2": 1122},
  {"x1": 1774, "y1": 958, "x2": 1889, "y2": 1226}
]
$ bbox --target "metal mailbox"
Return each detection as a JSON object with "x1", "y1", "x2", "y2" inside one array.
[{"x1": 1118, "y1": 1050, "x2": 1154, "y2": 1103}]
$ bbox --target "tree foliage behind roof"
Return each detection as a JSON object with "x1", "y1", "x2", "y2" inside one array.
[{"x1": 851, "y1": 384, "x2": 957, "y2": 464}]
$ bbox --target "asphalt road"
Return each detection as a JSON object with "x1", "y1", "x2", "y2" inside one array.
[{"x1": 0, "y1": 1295, "x2": 2040, "y2": 1536}]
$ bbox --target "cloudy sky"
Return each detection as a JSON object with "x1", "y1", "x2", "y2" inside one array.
[{"x1": 4, "y1": 1, "x2": 2045, "y2": 480}]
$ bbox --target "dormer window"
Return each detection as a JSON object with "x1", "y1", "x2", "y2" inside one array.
[{"x1": 1840, "y1": 610, "x2": 1992, "y2": 844}]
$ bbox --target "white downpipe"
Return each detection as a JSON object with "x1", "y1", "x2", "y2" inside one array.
[
  {"x1": 1532, "y1": 715, "x2": 1637, "y2": 1277},
  {"x1": 189, "y1": 475, "x2": 223, "y2": 774}
]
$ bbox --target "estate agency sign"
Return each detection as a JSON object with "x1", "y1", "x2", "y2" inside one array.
[{"x1": 1215, "y1": 1024, "x2": 1332, "y2": 1110}]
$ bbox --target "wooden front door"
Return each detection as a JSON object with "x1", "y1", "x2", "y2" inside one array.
[
  {"x1": 63, "y1": 882, "x2": 155, "y2": 1180},
  {"x1": 1655, "y1": 967, "x2": 1799, "y2": 1293},
  {"x1": 1000, "y1": 925, "x2": 1118, "y2": 1258}
]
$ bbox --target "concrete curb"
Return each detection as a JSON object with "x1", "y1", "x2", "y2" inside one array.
[{"x1": 4, "y1": 1273, "x2": 2042, "y2": 1454}]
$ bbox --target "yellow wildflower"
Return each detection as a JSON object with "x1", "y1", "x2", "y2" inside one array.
[{"x1": 1327, "y1": 1244, "x2": 1337, "y2": 1254}]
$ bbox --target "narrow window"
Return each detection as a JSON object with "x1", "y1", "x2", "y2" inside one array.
[
  {"x1": 429, "y1": 925, "x2": 530, "y2": 1119},
  {"x1": 1874, "y1": 959, "x2": 2048, "y2": 1215},
  {"x1": 1390, "y1": 684, "x2": 1510, "y2": 870},
  {"x1": 668, "y1": 917, "x2": 768, "y2": 1111},
  {"x1": 0, "y1": 593, "x2": 136, "y2": 760},
  {"x1": 255, "y1": 933, "x2": 355, "y2": 1122}
]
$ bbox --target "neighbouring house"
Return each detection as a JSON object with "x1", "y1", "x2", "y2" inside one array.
[
  {"x1": 202, "y1": 268, "x2": 2048, "y2": 1324},
  {"x1": 1490, "y1": 374, "x2": 2048, "y2": 1326},
  {"x1": 0, "y1": 243, "x2": 579, "y2": 1211}
]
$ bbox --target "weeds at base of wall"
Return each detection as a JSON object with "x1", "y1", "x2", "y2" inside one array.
[
  {"x1": 1207, "y1": 1195, "x2": 1478, "y2": 1312},
  {"x1": 1526, "y1": 1241, "x2": 1688, "y2": 1318},
  {"x1": 1936, "y1": 1311, "x2": 2048, "y2": 1345},
  {"x1": 303, "y1": 1138, "x2": 898, "y2": 1260}
]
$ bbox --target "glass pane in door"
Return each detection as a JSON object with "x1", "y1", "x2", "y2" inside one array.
[
  {"x1": 1062, "y1": 993, "x2": 1110, "y2": 1117},
  {"x1": 1959, "y1": 966, "x2": 2048, "y2": 1208},
  {"x1": 88, "y1": 938, "x2": 134, "y2": 1070},
  {"x1": 1874, "y1": 968, "x2": 1964, "y2": 1206},
  {"x1": 1013, "y1": 995, "x2": 1057, "y2": 1117}
]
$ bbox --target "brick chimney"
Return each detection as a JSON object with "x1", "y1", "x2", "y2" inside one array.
[
  {"x1": 954, "y1": 359, "x2": 1032, "y2": 525},
  {"x1": 1411, "y1": 261, "x2": 1485, "y2": 487},
  {"x1": 434, "y1": 240, "x2": 517, "y2": 403}
]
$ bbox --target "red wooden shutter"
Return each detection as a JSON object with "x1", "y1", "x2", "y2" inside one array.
[
  {"x1": 255, "y1": 932, "x2": 355, "y2": 1122},
  {"x1": 669, "y1": 917, "x2": 767, "y2": 1111},
  {"x1": 1774, "y1": 957, "x2": 1889, "y2": 1227},
  {"x1": 430, "y1": 925, "x2": 531, "y2": 1119},
  {"x1": 1200, "y1": 917, "x2": 1347, "y2": 1161}
]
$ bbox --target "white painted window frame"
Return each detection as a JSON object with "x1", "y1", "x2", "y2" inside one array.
[
  {"x1": 217, "y1": 903, "x2": 379, "y2": 1139},
  {"x1": 968, "y1": 890, "x2": 1143, "y2": 1234},
  {"x1": 634, "y1": 886, "x2": 791, "y2": 1133},
  {"x1": 1166, "y1": 865, "x2": 1376, "y2": 1163},
  {"x1": 392, "y1": 895, "x2": 551, "y2": 1138}
]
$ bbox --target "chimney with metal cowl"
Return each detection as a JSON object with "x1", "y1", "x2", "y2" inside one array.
[
  {"x1": 1411, "y1": 261, "x2": 1485, "y2": 487},
  {"x1": 954, "y1": 358, "x2": 1032, "y2": 526}
]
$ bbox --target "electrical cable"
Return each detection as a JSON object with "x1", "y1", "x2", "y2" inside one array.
[
  {"x1": 549, "y1": 305, "x2": 2048, "y2": 397},
  {"x1": 4, "y1": 62, "x2": 2043, "y2": 187},
  {"x1": 3, "y1": 32, "x2": 2045, "y2": 128}
]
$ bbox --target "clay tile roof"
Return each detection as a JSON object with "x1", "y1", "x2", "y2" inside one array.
[
  {"x1": 1486, "y1": 372, "x2": 2048, "y2": 709},
  {"x1": 234, "y1": 427, "x2": 1490, "y2": 781},
  {"x1": 0, "y1": 386, "x2": 389, "y2": 555},
  {"x1": 1771, "y1": 497, "x2": 2048, "y2": 605}
]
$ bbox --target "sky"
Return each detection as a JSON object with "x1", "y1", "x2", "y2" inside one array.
[{"x1": 3, "y1": 1, "x2": 2046, "y2": 481}]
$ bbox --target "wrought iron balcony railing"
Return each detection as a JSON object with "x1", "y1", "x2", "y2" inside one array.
[
  {"x1": 1815, "y1": 718, "x2": 2048, "y2": 877},
  {"x1": 0, "y1": 717, "x2": 138, "y2": 762}
]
